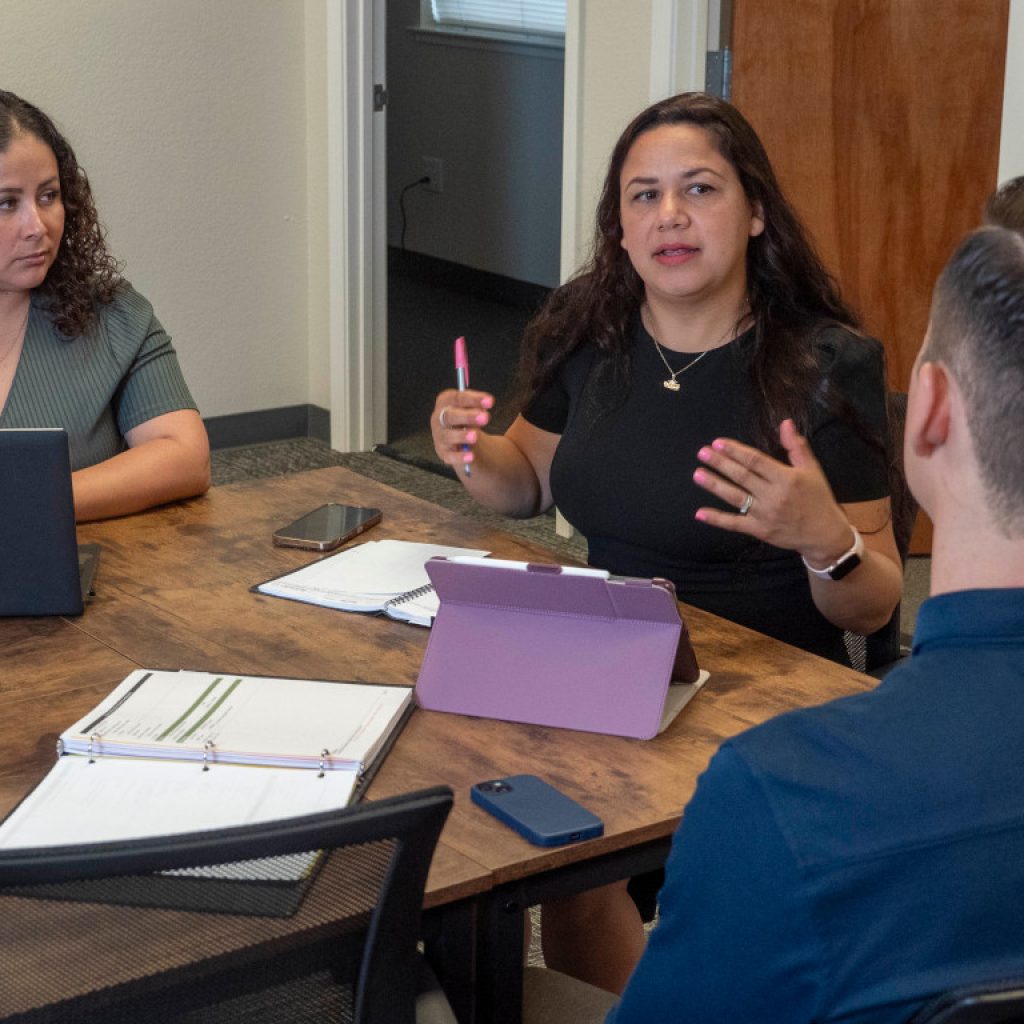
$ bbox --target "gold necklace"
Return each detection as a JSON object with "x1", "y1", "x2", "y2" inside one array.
[
  {"x1": 647, "y1": 313, "x2": 740, "y2": 392},
  {"x1": 652, "y1": 344, "x2": 709, "y2": 391}
]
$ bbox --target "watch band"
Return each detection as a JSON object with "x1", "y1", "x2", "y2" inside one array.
[{"x1": 801, "y1": 527, "x2": 865, "y2": 581}]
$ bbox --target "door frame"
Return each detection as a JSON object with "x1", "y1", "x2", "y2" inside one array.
[
  {"x1": 328, "y1": 0, "x2": 710, "y2": 452},
  {"x1": 324, "y1": 0, "x2": 387, "y2": 452}
]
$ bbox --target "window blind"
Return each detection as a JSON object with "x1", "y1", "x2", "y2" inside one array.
[{"x1": 430, "y1": 0, "x2": 565, "y2": 37}]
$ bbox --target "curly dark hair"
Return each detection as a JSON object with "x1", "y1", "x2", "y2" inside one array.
[
  {"x1": 518, "y1": 91, "x2": 863, "y2": 454},
  {"x1": 0, "y1": 90, "x2": 121, "y2": 336}
]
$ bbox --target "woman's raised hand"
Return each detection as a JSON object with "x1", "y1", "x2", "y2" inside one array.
[
  {"x1": 691, "y1": 418, "x2": 854, "y2": 564},
  {"x1": 430, "y1": 388, "x2": 495, "y2": 475}
]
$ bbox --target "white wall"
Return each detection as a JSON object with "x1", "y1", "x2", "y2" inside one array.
[
  {"x1": 304, "y1": 0, "x2": 331, "y2": 412},
  {"x1": 3, "y1": 1, "x2": 1020, "y2": 430},
  {"x1": 562, "y1": 0, "x2": 657, "y2": 277},
  {"x1": 1, "y1": 0, "x2": 314, "y2": 421},
  {"x1": 562, "y1": 0, "x2": 708, "y2": 278},
  {"x1": 999, "y1": 0, "x2": 1024, "y2": 184}
]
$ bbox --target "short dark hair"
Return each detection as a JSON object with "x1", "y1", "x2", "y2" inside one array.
[
  {"x1": 925, "y1": 227, "x2": 1024, "y2": 534},
  {"x1": 984, "y1": 176, "x2": 1024, "y2": 234},
  {"x1": 0, "y1": 90, "x2": 121, "y2": 336}
]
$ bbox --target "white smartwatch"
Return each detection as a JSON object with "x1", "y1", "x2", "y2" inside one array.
[{"x1": 801, "y1": 527, "x2": 865, "y2": 581}]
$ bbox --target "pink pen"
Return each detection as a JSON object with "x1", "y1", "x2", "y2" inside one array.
[{"x1": 454, "y1": 336, "x2": 472, "y2": 477}]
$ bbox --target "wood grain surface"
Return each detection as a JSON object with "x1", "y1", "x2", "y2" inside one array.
[
  {"x1": 731, "y1": 0, "x2": 1009, "y2": 553},
  {"x1": 1, "y1": 467, "x2": 874, "y2": 903}
]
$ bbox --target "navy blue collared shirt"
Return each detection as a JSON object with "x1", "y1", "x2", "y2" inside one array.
[{"x1": 610, "y1": 589, "x2": 1024, "y2": 1024}]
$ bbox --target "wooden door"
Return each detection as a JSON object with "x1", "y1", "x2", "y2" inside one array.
[{"x1": 731, "y1": 0, "x2": 1009, "y2": 553}]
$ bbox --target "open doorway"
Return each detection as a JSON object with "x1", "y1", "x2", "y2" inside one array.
[{"x1": 381, "y1": 0, "x2": 564, "y2": 469}]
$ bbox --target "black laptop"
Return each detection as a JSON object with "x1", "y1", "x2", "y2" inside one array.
[{"x1": 0, "y1": 429, "x2": 99, "y2": 616}]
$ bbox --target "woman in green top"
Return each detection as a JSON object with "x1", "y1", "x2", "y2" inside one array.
[{"x1": 0, "y1": 90, "x2": 210, "y2": 521}]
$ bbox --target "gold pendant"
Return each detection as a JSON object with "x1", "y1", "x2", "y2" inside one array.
[{"x1": 663, "y1": 378, "x2": 680, "y2": 392}]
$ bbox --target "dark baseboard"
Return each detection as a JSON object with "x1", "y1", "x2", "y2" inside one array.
[
  {"x1": 388, "y1": 247, "x2": 552, "y2": 312},
  {"x1": 204, "y1": 404, "x2": 330, "y2": 450}
]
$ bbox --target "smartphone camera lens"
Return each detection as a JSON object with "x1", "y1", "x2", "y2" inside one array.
[{"x1": 478, "y1": 780, "x2": 512, "y2": 793}]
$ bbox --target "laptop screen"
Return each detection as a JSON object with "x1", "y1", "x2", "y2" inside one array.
[{"x1": 0, "y1": 428, "x2": 84, "y2": 616}]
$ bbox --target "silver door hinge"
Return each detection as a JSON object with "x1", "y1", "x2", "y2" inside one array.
[{"x1": 373, "y1": 84, "x2": 388, "y2": 112}]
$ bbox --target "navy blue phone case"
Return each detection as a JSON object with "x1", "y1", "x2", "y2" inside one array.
[{"x1": 470, "y1": 775, "x2": 604, "y2": 847}]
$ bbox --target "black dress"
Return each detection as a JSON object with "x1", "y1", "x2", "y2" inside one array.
[{"x1": 522, "y1": 319, "x2": 889, "y2": 664}]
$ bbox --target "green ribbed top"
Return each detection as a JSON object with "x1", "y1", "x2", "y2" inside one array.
[{"x1": 0, "y1": 284, "x2": 198, "y2": 471}]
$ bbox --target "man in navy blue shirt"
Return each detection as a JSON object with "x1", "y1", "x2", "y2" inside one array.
[{"x1": 607, "y1": 227, "x2": 1024, "y2": 1023}]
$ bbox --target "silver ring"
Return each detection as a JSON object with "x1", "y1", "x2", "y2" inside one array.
[
  {"x1": 439, "y1": 406, "x2": 450, "y2": 429},
  {"x1": 738, "y1": 493, "x2": 754, "y2": 516}
]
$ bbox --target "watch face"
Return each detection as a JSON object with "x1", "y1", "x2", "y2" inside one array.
[{"x1": 828, "y1": 552, "x2": 862, "y2": 581}]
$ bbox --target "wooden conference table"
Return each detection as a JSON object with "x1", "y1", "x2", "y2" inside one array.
[{"x1": 0, "y1": 466, "x2": 875, "y2": 1023}]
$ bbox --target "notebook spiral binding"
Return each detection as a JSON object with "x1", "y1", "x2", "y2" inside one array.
[{"x1": 386, "y1": 582, "x2": 435, "y2": 609}]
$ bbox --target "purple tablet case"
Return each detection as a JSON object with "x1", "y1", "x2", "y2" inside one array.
[{"x1": 415, "y1": 559, "x2": 703, "y2": 740}]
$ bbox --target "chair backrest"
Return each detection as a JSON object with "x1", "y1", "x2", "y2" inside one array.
[
  {"x1": 908, "y1": 978, "x2": 1024, "y2": 1023},
  {"x1": 0, "y1": 785, "x2": 453, "y2": 1024},
  {"x1": 844, "y1": 391, "x2": 920, "y2": 674}
]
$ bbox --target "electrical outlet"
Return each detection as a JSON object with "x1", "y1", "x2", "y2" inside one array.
[{"x1": 422, "y1": 156, "x2": 444, "y2": 194}]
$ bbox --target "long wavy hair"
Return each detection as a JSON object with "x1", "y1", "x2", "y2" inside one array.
[
  {"x1": 0, "y1": 91, "x2": 121, "y2": 337},
  {"x1": 518, "y1": 92, "x2": 862, "y2": 454}
]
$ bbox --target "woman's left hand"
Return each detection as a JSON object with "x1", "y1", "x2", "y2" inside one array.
[{"x1": 692, "y1": 418, "x2": 854, "y2": 565}]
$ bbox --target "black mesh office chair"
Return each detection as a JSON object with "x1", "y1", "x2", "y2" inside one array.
[
  {"x1": 908, "y1": 979, "x2": 1024, "y2": 1023},
  {"x1": 844, "y1": 392, "x2": 920, "y2": 676},
  {"x1": 0, "y1": 785, "x2": 453, "y2": 1024}
]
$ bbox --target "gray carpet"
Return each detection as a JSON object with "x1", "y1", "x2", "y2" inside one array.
[{"x1": 901, "y1": 556, "x2": 930, "y2": 643}]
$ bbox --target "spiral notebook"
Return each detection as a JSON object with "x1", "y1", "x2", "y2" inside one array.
[{"x1": 255, "y1": 538, "x2": 489, "y2": 626}]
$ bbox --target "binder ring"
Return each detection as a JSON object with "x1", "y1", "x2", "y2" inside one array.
[
  {"x1": 318, "y1": 748, "x2": 330, "y2": 778},
  {"x1": 88, "y1": 734, "x2": 99, "y2": 764},
  {"x1": 203, "y1": 740, "x2": 215, "y2": 772}
]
